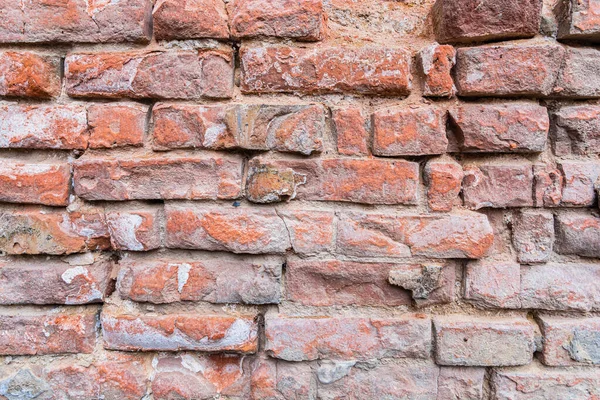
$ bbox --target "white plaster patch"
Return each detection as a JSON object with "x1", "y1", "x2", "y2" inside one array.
[
  {"x1": 61, "y1": 266, "x2": 89, "y2": 284},
  {"x1": 177, "y1": 263, "x2": 192, "y2": 294}
]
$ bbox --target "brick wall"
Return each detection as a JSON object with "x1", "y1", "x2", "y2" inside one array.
[{"x1": 0, "y1": 0, "x2": 599, "y2": 398}]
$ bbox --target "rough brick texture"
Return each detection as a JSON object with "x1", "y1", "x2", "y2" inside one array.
[{"x1": 1, "y1": 0, "x2": 599, "y2": 398}]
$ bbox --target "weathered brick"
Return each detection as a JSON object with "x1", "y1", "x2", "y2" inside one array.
[
  {"x1": 0, "y1": 207, "x2": 110, "y2": 255},
  {"x1": 455, "y1": 44, "x2": 564, "y2": 97},
  {"x1": 74, "y1": 155, "x2": 242, "y2": 201},
  {"x1": 0, "y1": 52, "x2": 61, "y2": 98},
  {"x1": 106, "y1": 206, "x2": 162, "y2": 251},
  {"x1": 251, "y1": 358, "x2": 313, "y2": 400},
  {"x1": 241, "y1": 46, "x2": 412, "y2": 95},
  {"x1": 534, "y1": 163, "x2": 564, "y2": 207},
  {"x1": 286, "y1": 260, "x2": 454, "y2": 307},
  {"x1": 285, "y1": 260, "x2": 412, "y2": 307},
  {"x1": 229, "y1": 0, "x2": 326, "y2": 41},
  {"x1": 332, "y1": 107, "x2": 370, "y2": 156},
  {"x1": 0, "y1": 356, "x2": 149, "y2": 400},
  {"x1": 102, "y1": 312, "x2": 258, "y2": 353},
  {"x1": 372, "y1": 106, "x2": 448, "y2": 156},
  {"x1": 432, "y1": 0, "x2": 542, "y2": 43},
  {"x1": 265, "y1": 315, "x2": 431, "y2": 361},
  {"x1": 245, "y1": 158, "x2": 419, "y2": 205},
  {"x1": 388, "y1": 263, "x2": 456, "y2": 306},
  {"x1": 65, "y1": 50, "x2": 234, "y2": 99},
  {"x1": 152, "y1": 103, "x2": 325, "y2": 155},
  {"x1": 0, "y1": 310, "x2": 97, "y2": 355},
  {"x1": 317, "y1": 361, "x2": 439, "y2": 399},
  {"x1": 0, "y1": 0, "x2": 152, "y2": 43},
  {"x1": 153, "y1": 0, "x2": 229, "y2": 40},
  {"x1": 512, "y1": 210, "x2": 555, "y2": 263},
  {"x1": 0, "y1": 103, "x2": 88, "y2": 149},
  {"x1": 520, "y1": 263, "x2": 600, "y2": 311},
  {"x1": 557, "y1": 0, "x2": 600, "y2": 41},
  {"x1": 117, "y1": 255, "x2": 281, "y2": 304},
  {"x1": 492, "y1": 365, "x2": 600, "y2": 399},
  {"x1": 463, "y1": 163, "x2": 534, "y2": 209},
  {"x1": 559, "y1": 161, "x2": 600, "y2": 206},
  {"x1": 337, "y1": 211, "x2": 494, "y2": 259},
  {"x1": 551, "y1": 105, "x2": 600, "y2": 155},
  {"x1": 165, "y1": 205, "x2": 291, "y2": 254},
  {"x1": 246, "y1": 163, "x2": 303, "y2": 204},
  {"x1": 433, "y1": 317, "x2": 536, "y2": 366},
  {"x1": 556, "y1": 213, "x2": 600, "y2": 258},
  {"x1": 418, "y1": 44, "x2": 456, "y2": 97},
  {"x1": 87, "y1": 103, "x2": 147, "y2": 149},
  {"x1": 424, "y1": 158, "x2": 463, "y2": 212},
  {"x1": 449, "y1": 103, "x2": 549, "y2": 153},
  {"x1": 464, "y1": 260, "x2": 521, "y2": 308},
  {"x1": 152, "y1": 354, "x2": 253, "y2": 399},
  {"x1": 538, "y1": 316, "x2": 600, "y2": 366},
  {"x1": 278, "y1": 211, "x2": 335, "y2": 255},
  {"x1": 0, "y1": 255, "x2": 112, "y2": 305},
  {"x1": 437, "y1": 367, "x2": 485, "y2": 400},
  {"x1": 0, "y1": 162, "x2": 70, "y2": 206},
  {"x1": 554, "y1": 47, "x2": 600, "y2": 98}
]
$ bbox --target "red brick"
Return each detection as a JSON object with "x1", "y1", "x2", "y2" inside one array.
[
  {"x1": 0, "y1": 255, "x2": 112, "y2": 305},
  {"x1": 432, "y1": 0, "x2": 541, "y2": 43},
  {"x1": 0, "y1": 0, "x2": 152, "y2": 43},
  {"x1": 512, "y1": 210, "x2": 554, "y2": 263},
  {"x1": 165, "y1": 205, "x2": 291, "y2": 254},
  {"x1": 534, "y1": 163, "x2": 564, "y2": 207},
  {"x1": 229, "y1": 0, "x2": 326, "y2": 41},
  {"x1": 0, "y1": 52, "x2": 60, "y2": 98},
  {"x1": 0, "y1": 207, "x2": 110, "y2": 255},
  {"x1": 278, "y1": 211, "x2": 334, "y2": 255},
  {"x1": 554, "y1": 47, "x2": 600, "y2": 98},
  {"x1": 337, "y1": 211, "x2": 494, "y2": 259},
  {"x1": 73, "y1": 155, "x2": 242, "y2": 201},
  {"x1": 0, "y1": 162, "x2": 70, "y2": 206},
  {"x1": 463, "y1": 163, "x2": 534, "y2": 209},
  {"x1": 464, "y1": 260, "x2": 521, "y2": 308},
  {"x1": 372, "y1": 106, "x2": 448, "y2": 156},
  {"x1": 418, "y1": 44, "x2": 456, "y2": 97},
  {"x1": 241, "y1": 46, "x2": 412, "y2": 95},
  {"x1": 250, "y1": 358, "x2": 313, "y2": 400},
  {"x1": 433, "y1": 317, "x2": 536, "y2": 366},
  {"x1": 492, "y1": 365, "x2": 600, "y2": 399},
  {"x1": 389, "y1": 263, "x2": 457, "y2": 307},
  {"x1": 558, "y1": 161, "x2": 600, "y2": 206},
  {"x1": 152, "y1": 354, "x2": 253, "y2": 399},
  {"x1": 106, "y1": 205, "x2": 162, "y2": 251},
  {"x1": 152, "y1": 103, "x2": 325, "y2": 155},
  {"x1": 316, "y1": 361, "x2": 438, "y2": 399},
  {"x1": 538, "y1": 316, "x2": 600, "y2": 366},
  {"x1": 101, "y1": 312, "x2": 258, "y2": 353},
  {"x1": 153, "y1": 0, "x2": 229, "y2": 40},
  {"x1": 332, "y1": 107, "x2": 369, "y2": 156},
  {"x1": 117, "y1": 255, "x2": 281, "y2": 304},
  {"x1": 449, "y1": 103, "x2": 549, "y2": 153},
  {"x1": 65, "y1": 50, "x2": 234, "y2": 99},
  {"x1": 551, "y1": 105, "x2": 600, "y2": 155},
  {"x1": 246, "y1": 162, "x2": 304, "y2": 204},
  {"x1": 556, "y1": 213, "x2": 600, "y2": 258},
  {"x1": 437, "y1": 367, "x2": 485, "y2": 400},
  {"x1": 87, "y1": 103, "x2": 147, "y2": 149},
  {"x1": 0, "y1": 356, "x2": 149, "y2": 400},
  {"x1": 455, "y1": 44, "x2": 564, "y2": 97},
  {"x1": 557, "y1": 0, "x2": 600, "y2": 41},
  {"x1": 245, "y1": 158, "x2": 419, "y2": 205},
  {"x1": 0, "y1": 310, "x2": 97, "y2": 355},
  {"x1": 0, "y1": 103, "x2": 88, "y2": 149},
  {"x1": 520, "y1": 263, "x2": 600, "y2": 312},
  {"x1": 265, "y1": 315, "x2": 431, "y2": 361},
  {"x1": 286, "y1": 260, "x2": 454, "y2": 307},
  {"x1": 424, "y1": 158, "x2": 463, "y2": 212},
  {"x1": 285, "y1": 260, "x2": 412, "y2": 307}
]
